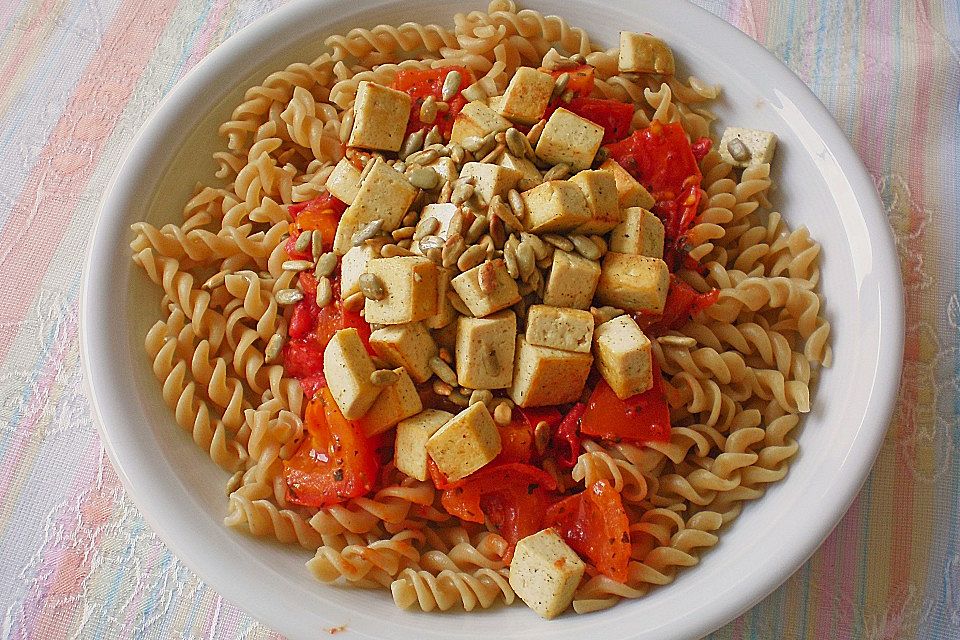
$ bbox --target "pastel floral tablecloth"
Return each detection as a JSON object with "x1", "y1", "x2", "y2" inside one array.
[{"x1": 0, "y1": 1, "x2": 957, "y2": 638}]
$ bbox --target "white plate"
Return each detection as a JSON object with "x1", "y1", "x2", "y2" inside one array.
[{"x1": 80, "y1": 1, "x2": 904, "y2": 638}]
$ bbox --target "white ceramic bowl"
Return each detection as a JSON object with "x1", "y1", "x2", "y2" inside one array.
[{"x1": 80, "y1": 1, "x2": 904, "y2": 638}]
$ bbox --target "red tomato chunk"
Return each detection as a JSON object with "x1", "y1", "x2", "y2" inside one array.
[{"x1": 580, "y1": 364, "x2": 671, "y2": 444}]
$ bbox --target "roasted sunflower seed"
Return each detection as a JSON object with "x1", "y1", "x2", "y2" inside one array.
[
  {"x1": 542, "y1": 162, "x2": 571, "y2": 181},
  {"x1": 478, "y1": 260, "x2": 499, "y2": 293},
  {"x1": 282, "y1": 260, "x2": 314, "y2": 272},
  {"x1": 550, "y1": 72, "x2": 570, "y2": 101},
  {"x1": 418, "y1": 234, "x2": 445, "y2": 252},
  {"x1": 414, "y1": 216, "x2": 441, "y2": 240},
  {"x1": 451, "y1": 181, "x2": 475, "y2": 205},
  {"x1": 429, "y1": 356, "x2": 458, "y2": 386},
  {"x1": 358, "y1": 273, "x2": 386, "y2": 300},
  {"x1": 399, "y1": 129, "x2": 426, "y2": 160},
  {"x1": 408, "y1": 167, "x2": 440, "y2": 190},
  {"x1": 570, "y1": 234, "x2": 602, "y2": 260},
  {"x1": 493, "y1": 402, "x2": 512, "y2": 426},
  {"x1": 441, "y1": 70, "x2": 462, "y2": 102},
  {"x1": 542, "y1": 233, "x2": 574, "y2": 252},
  {"x1": 658, "y1": 335, "x2": 698, "y2": 348},
  {"x1": 424, "y1": 125, "x2": 442, "y2": 148},
  {"x1": 507, "y1": 189, "x2": 526, "y2": 219},
  {"x1": 370, "y1": 369, "x2": 400, "y2": 386},
  {"x1": 352, "y1": 219, "x2": 383, "y2": 246},
  {"x1": 469, "y1": 389, "x2": 494, "y2": 407},
  {"x1": 276, "y1": 288, "x2": 304, "y2": 305},
  {"x1": 727, "y1": 137, "x2": 752, "y2": 162},
  {"x1": 457, "y1": 244, "x2": 486, "y2": 272},
  {"x1": 294, "y1": 230, "x2": 312, "y2": 254},
  {"x1": 316, "y1": 276, "x2": 333, "y2": 307},
  {"x1": 265, "y1": 333, "x2": 285, "y2": 363},
  {"x1": 419, "y1": 96, "x2": 438, "y2": 124},
  {"x1": 527, "y1": 119, "x2": 547, "y2": 146},
  {"x1": 380, "y1": 243, "x2": 414, "y2": 258}
]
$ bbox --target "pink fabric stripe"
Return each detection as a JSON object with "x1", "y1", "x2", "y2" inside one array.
[
  {"x1": 0, "y1": 0, "x2": 180, "y2": 365},
  {"x1": 183, "y1": 0, "x2": 232, "y2": 72},
  {"x1": 11, "y1": 440, "x2": 105, "y2": 640}
]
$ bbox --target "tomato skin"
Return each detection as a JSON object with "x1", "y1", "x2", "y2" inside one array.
[
  {"x1": 284, "y1": 194, "x2": 347, "y2": 259},
  {"x1": 551, "y1": 403, "x2": 586, "y2": 470},
  {"x1": 493, "y1": 416, "x2": 535, "y2": 464},
  {"x1": 544, "y1": 480, "x2": 631, "y2": 582},
  {"x1": 283, "y1": 387, "x2": 379, "y2": 507},
  {"x1": 565, "y1": 97, "x2": 634, "y2": 144},
  {"x1": 580, "y1": 365, "x2": 671, "y2": 444},
  {"x1": 691, "y1": 136, "x2": 713, "y2": 162},
  {"x1": 393, "y1": 66, "x2": 473, "y2": 139},
  {"x1": 605, "y1": 121, "x2": 703, "y2": 241},
  {"x1": 544, "y1": 64, "x2": 595, "y2": 98},
  {"x1": 634, "y1": 274, "x2": 719, "y2": 337}
]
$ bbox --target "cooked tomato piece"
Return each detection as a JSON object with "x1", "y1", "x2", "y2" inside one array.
[
  {"x1": 543, "y1": 64, "x2": 595, "y2": 98},
  {"x1": 634, "y1": 274, "x2": 719, "y2": 337},
  {"x1": 551, "y1": 403, "x2": 586, "y2": 469},
  {"x1": 393, "y1": 66, "x2": 473, "y2": 139},
  {"x1": 580, "y1": 365, "x2": 671, "y2": 444},
  {"x1": 605, "y1": 121, "x2": 702, "y2": 240},
  {"x1": 544, "y1": 480, "x2": 631, "y2": 582},
  {"x1": 284, "y1": 194, "x2": 347, "y2": 259},
  {"x1": 691, "y1": 136, "x2": 713, "y2": 162},
  {"x1": 284, "y1": 387, "x2": 379, "y2": 507},
  {"x1": 565, "y1": 97, "x2": 634, "y2": 144},
  {"x1": 493, "y1": 415, "x2": 535, "y2": 464}
]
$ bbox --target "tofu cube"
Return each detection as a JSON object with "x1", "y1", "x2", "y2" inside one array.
[
  {"x1": 395, "y1": 409, "x2": 454, "y2": 481},
  {"x1": 618, "y1": 31, "x2": 676, "y2": 76},
  {"x1": 600, "y1": 159, "x2": 655, "y2": 209},
  {"x1": 425, "y1": 156, "x2": 459, "y2": 183},
  {"x1": 521, "y1": 180, "x2": 591, "y2": 233},
  {"x1": 333, "y1": 158, "x2": 418, "y2": 254},
  {"x1": 509, "y1": 336, "x2": 593, "y2": 407},
  {"x1": 543, "y1": 250, "x2": 601, "y2": 310},
  {"x1": 570, "y1": 169, "x2": 622, "y2": 234},
  {"x1": 450, "y1": 100, "x2": 512, "y2": 145},
  {"x1": 499, "y1": 152, "x2": 542, "y2": 191},
  {"x1": 424, "y1": 266, "x2": 457, "y2": 329},
  {"x1": 451, "y1": 260, "x2": 521, "y2": 318},
  {"x1": 593, "y1": 315, "x2": 653, "y2": 399},
  {"x1": 456, "y1": 311, "x2": 517, "y2": 389},
  {"x1": 487, "y1": 95, "x2": 503, "y2": 112},
  {"x1": 609, "y1": 207, "x2": 664, "y2": 258},
  {"x1": 509, "y1": 529, "x2": 585, "y2": 619},
  {"x1": 412, "y1": 203, "x2": 458, "y2": 254},
  {"x1": 326, "y1": 158, "x2": 362, "y2": 204},
  {"x1": 535, "y1": 108, "x2": 603, "y2": 172},
  {"x1": 363, "y1": 256, "x2": 440, "y2": 324},
  {"x1": 425, "y1": 403, "x2": 502, "y2": 481},
  {"x1": 322, "y1": 328, "x2": 381, "y2": 419},
  {"x1": 348, "y1": 81, "x2": 412, "y2": 152},
  {"x1": 595, "y1": 252, "x2": 670, "y2": 313},
  {"x1": 341, "y1": 240, "x2": 387, "y2": 298},
  {"x1": 524, "y1": 305, "x2": 594, "y2": 353},
  {"x1": 369, "y1": 322, "x2": 438, "y2": 384},
  {"x1": 459, "y1": 162, "x2": 522, "y2": 206},
  {"x1": 431, "y1": 319, "x2": 458, "y2": 354},
  {"x1": 496, "y1": 67, "x2": 555, "y2": 125},
  {"x1": 355, "y1": 368, "x2": 423, "y2": 436},
  {"x1": 719, "y1": 126, "x2": 778, "y2": 168}
]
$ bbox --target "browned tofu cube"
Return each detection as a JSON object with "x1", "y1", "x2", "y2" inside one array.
[
  {"x1": 535, "y1": 108, "x2": 604, "y2": 172},
  {"x1": 570, "y1": 169, "x2": 622, "y2": 234},
  {"x1": 521, "y1": 180, "x2": 591, "y2": 233},
  {"x1": 618, "y1": 31, "x2": 675, "y2": 76},
  {"x1": 456, "y1": 311, "x2": 516, "y2": 390},
  {"x1": 600, "y1": 159, "x2": 655, "y2": 209},
  {"x1": 543, "y1": 250, "x2": 601, "y2": 310},
  {"x1": 364, "y1": 256, "x2": 440, "y2": 324},
  {"x1": 496, "y1": 67, "x2": 555, "y2": 125},
  {"x1": 524, "y1": 305, "x2": 594, "y2": 353},
  {"x1": 426, "y1": 403, "x2": 502, "y2": 481},
  {"x1": 595, "y1": 252, "x2": 670, "y2": 313},
  {"x1": 451, "y1": 260, "x2": 521, "y2": 318},
  {"x1": 369, "y1": 322, "x2": 438, "y2": 384},
  {"x1": 508, "y1": 336, "x2": 593, "y2": 407},
  {"x1": 609, "y1": 207, "x2": 664, "y2": 258},
  {"x1": 349, "y1": 81, "x2": 412, "y2": 151},
  {"x1": 354, "y1": 368, "x2": 423, "y2": 436},
  {"x1": 593, "y1": 315, "x2": 653, "y2": 399}
]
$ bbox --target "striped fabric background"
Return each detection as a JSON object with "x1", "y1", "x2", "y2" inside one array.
[{"x1": 0, "y1": 0, "x2": 956, "y2": 638}]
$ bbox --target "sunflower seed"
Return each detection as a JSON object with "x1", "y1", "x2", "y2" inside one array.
[
  {"x1": 727, "y1": 137, "x2": 752, "y2": 162},
  {"x1": 570, "y1": 233, "x2": 602, "y2": 260},
  {"x1": 402, "y1": 211, "x2": 419, "y2": 227},
  {"x1": 503, "y1": 128, "x2": 526, "y2": 158},
  {"x1": 488, "y1": 214, "x2": 505, "y2": 247},
  {"x1": 392, "y1": 226, "x2": 416, "y2": 241},
  {"x1": 424, "y1": 125, "x2": 442, "y2": 148},
  {"x1": 560, "y1": 89, "x2": 574, "y2": 103},
  {"x1": 469, "y1": 389, "x2": 494, "y2": 407},
  {"x1": 552, "y1": 57, "x2": 579, "y2": 70},
  {"x1": 316, "y1": 276, "x2": 333, "y2": 307},
  {"x1": 542, "y1": 162, "x2": 571, "y2": 181},
  {"x1": 265, "y1": 333, "x2": 285, "y2": 363},
  {"x1": 294, "y1": 230, "x2": 312, "y2": 254},
  {"x1": 478, "y1": 260, "x2": 499, "y2": 293},
  {"x1": 399, "y1": 129, "x2": 426, "y2": 160},
  {"x1": 447, "y1": 142, "x2": 465, "y2": 165},
  {"x1": 352, "y1": 219, "x2": 383, "y2": 246},
  {"x1": 282, "y1": 259, "x2": 314, "y2": 272},
  {"x1": 426, "y1": 246, "x2": 442, "y2": 263},
  {"x1": 312, "y1": 250, "x2": 334, "y2": 278},
  {"x1": 520, "y1": 232, "x2": 550, "y2": 260},
  {"x1": 570, "y1": 53, "x2": 587, "y2": 64},
  {"x1": 448, "y1": 208, "x2": 467, "y2": 237},
  {"x1": 489, "y1": 196, "x2": 523, "y2": 232},
  {"x1": 527, "y1": 119, "x2": 547, "y2": 146},
  {"x1": 479, "y1": 142, "x2": 506, "y2": 164},
  {"x1": 409, "y1": 167, "x2": 440, "y2": 190},
  {"x1": 441, "y1": 70, "x2": 462, "y2": 101},
  {"x1": 448, "y1": 389, "x2": 470, "y2": 407},
  {"x1": 466, "y1": 214, "x2": 488, "y2": 243},
  {"x1": 506, "y1": 189, "x2": 526, "y2": 218},
  {"x1": 414, "y1": 216, "x2": 441, "y2": 240},
  {"x1": 342, "y1": 291, "x2": 365, "y2": 312},
  {"x1": 358, "y1": 273, "x2": 386, "y2": 300},
  {"x1": 380, "y1": 243, "x2": 414, "y2": 257},
  {"x1": 419, "y1": 96, "x2": 438, "y2": 124},
  {"x1": 457, "y1": 244, "x2": 486, "y2": 271},
  {"x1": 533, "y1": 420, "x2": 551, "y2": 454},
  {"x1": 432, "y1": 379, "x2": 454, "y2": 396},
  {"x1": 589, "y1": 234, "x2": 608, "y2": 256},
  {"x1": 591, "y1": 305, "x2": 625, "y2": 325},
  {"x1": 429, "y1": 355, "x2": 458, "y2": 386},
  {"x1": 516, "y1": 241, "x2": 536, "y2": 279},
  {"x1": 418, "y1": 234, "x2": 445, "y2": 252},
  {"x1": 503, "y1": 239, "x2": 520, "y2": 279},
  {"x1": 536, "y1": 254, "x2": 553, "y2": 269},
  {"x1": 658, "y1": 335, "x2": 698, "y2": 348},
  {"x1": 338, "y1": 108, "x2": 355, "y2": 144},
  {"x1": 475, "y1": 131, "x2": 498, "y2": 158},
  {"x1": 438, "y1": 347, "x2": 454, "y2": 363},
  {"x1": 542, "y1": 233, "x2": 573, "y2": 251},
  {"x1": 276, "y1": 288, "x2": 304, "y2": 305},
  {"x1": 451, "y1": 181, "x2": 475, "y2": 205},
  {"x1": 493, "y1": 402, "x2": 512, "y2": 426},
  {"x1": 358, "y1": 157, "x2": 376, "y2": 182},
  {"x1": 370, "y1": 369, "x2": 400, "y2": 386},
  {"x1": 551, "y1": 72, "x2": 570, "y2": 102},
  {"x1": 405, "y1": 147, "x2": 439, "y2": 166},
  {"x1": 441, "y1": 233, "x2": 466, "y2": 268}
]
